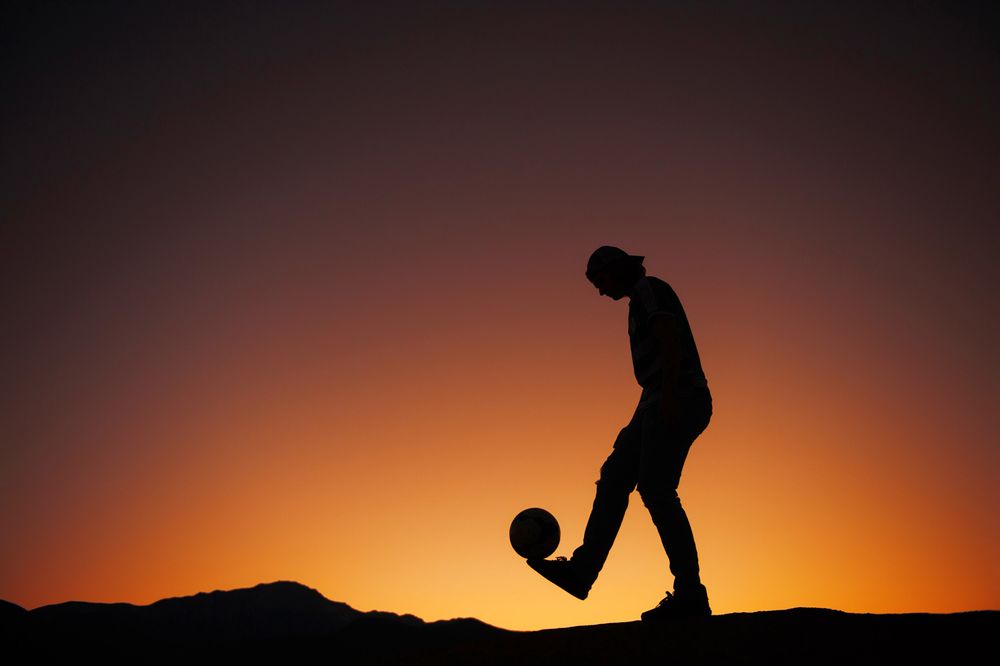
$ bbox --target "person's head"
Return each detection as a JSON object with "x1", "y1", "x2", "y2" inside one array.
[{"x1": 585, "y1": 246, "x2": 645, "y2": 300}]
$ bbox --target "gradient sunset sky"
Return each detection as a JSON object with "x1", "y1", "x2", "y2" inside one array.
[{"x1": 2, "y1": 1, "x2": 997, "y2": 630}]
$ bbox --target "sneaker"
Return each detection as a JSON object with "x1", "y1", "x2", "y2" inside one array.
[
  {"x1": 640, "y1": 586, "x2": 712, "y2": 621},
  {"x1": 526, "y1": 556, "x2": 592, "y2": 600}
]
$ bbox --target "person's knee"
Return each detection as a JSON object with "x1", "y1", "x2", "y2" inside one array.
[
  {"x1": 637, "y1": 483, "x2": 680, "y2": 509},
  {"x1": 595, "y1": 473, "x2": 635, "y2": 499},
  {"x1": 595, "y1": 462, "x2": 635, "y2": 498}
]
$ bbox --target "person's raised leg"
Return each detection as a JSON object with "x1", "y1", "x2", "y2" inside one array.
[
  {"x1": 570, "y1": 432, "x2": 639, "y2": 581},
  {"x1": 529, "y1": 418, "x2": 640, "y2": 599}
]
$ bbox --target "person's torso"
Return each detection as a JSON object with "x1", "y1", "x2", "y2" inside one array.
[{"x1": 628, "y1": 275, "x2": 708, "y2": 393}]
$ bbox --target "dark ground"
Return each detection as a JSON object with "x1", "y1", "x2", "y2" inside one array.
[{"x1": 3, "y1": 582, "x2": 996, "y2": 665}]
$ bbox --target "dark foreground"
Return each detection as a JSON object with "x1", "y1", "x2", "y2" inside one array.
[{"x1": 2, "y1": 582, "x2": 995, "y2": 665}]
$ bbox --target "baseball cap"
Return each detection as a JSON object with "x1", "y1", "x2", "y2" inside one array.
[{"x1": 585, "y1": 245, "x2": 644, "y2": 280}]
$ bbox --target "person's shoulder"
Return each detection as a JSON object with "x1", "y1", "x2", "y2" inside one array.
[
  {"x1": 643, "y1": 275, "x2": 678, "y2": 301},
  {"x1": 646, "y1": 274, "x2": 673, "y2": 290},
  {"x1": 634, "y1": 275, "x2": 674, "y2": 315}
]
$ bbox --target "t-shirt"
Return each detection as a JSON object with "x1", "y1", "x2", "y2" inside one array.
[{"x1": 627, "y1": 275, "x2": 709, "y2": 400}]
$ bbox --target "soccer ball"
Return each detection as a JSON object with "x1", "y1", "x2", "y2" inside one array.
[{"x1": 509, "y1": 507, "x2": 560, "y2": 559}]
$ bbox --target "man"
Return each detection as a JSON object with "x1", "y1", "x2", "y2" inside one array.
[{"x1": 528, "y1": 245, "x2": 713, "y2": 620}]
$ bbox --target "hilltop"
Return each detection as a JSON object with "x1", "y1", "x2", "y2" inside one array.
[{"x1": 2, "y1": 581, "x2": 995, "y2": 664}]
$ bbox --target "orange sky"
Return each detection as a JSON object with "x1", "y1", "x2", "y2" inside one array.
[{"x1": 2, "y1": 2, "x2": 998, "y2": 630}]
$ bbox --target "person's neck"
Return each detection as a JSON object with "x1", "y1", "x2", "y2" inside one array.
[{"x1": 627, "y1": 274, "x2": 645, "y2": 300}]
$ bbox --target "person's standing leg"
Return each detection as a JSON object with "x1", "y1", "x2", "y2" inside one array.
[{"x1": 636, "y1": 391, "x2": 712, "y2": 595}]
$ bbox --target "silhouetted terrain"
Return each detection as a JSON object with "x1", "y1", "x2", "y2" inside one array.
[{"x1": 3, "y1": 581, "x2": 995, "y2": 664}]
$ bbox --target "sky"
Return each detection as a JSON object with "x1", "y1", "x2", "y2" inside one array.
[{"x1": 2, "y1": 1, "x2": 998, "y2": 630}]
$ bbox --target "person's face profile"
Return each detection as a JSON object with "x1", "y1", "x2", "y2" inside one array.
[{"x1": 589, "y1": 266, "x2": 627, "y2": 300}]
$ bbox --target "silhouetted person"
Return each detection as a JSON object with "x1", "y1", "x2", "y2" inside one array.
[{"x1": 528, "y1": 246, "x2": 713, "y2": 620}]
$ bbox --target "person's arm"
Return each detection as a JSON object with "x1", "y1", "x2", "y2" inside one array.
[{"x1": 651, "y1": 313, "x2": 683, "y2": 423}]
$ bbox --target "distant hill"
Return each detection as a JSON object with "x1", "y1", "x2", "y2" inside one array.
[
  {"x1": 4, "y1": 581, "x2": 502, "y2": 664},
  {"x1": 2, "y1": 581, "x2": 996, "y2": 664}
]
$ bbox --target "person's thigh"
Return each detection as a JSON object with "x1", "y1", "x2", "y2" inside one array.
[
  {"x1": 597, "y1": 412, "x2": 642, "y2": 492},
  {"x1": 637, "y1": 393, "x2": 711, "y2": 494}
]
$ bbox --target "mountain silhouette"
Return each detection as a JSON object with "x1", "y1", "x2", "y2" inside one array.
[
  {"x1": 6, "y1": 581, "x2": 503, "y2": 664},
  {"x1": 3, "y1": 581, "x2": 996, "y2": 664}
]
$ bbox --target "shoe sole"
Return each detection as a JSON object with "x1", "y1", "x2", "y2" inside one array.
[{"x1": 526, "y1": 559, "x2": 590, "y2": 600}]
